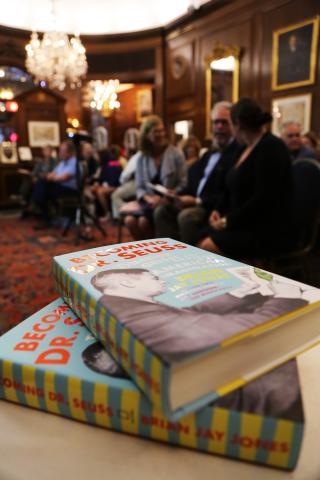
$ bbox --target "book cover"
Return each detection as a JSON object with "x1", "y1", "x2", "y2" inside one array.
[
  {"x1": 52, "y1": 238, "x2": 320, "y2": 419},
  {"x1": 0, "y1": 299, "x2": 304, "y2": 470}
]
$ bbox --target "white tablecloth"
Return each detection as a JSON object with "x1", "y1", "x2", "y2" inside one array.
[{"x1": 1, "y1": 345, "x2": 320, "y2": 480}]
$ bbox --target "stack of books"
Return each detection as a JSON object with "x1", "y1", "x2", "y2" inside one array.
[{"x1": 2, "y1": 238, "x2": 320, "y2": 470}]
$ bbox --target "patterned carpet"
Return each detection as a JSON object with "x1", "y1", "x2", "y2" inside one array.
[
  {"x1": 0, "y1": 213, "x2": 130, "y2": 336},
  {"x1": 1, "y1": 212, "x2": 320, "y2": 337}
]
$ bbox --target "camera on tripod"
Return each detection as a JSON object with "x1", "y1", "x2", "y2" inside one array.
[{"x1": 63, "y1": 131, "x2": 107, "y2": 243}]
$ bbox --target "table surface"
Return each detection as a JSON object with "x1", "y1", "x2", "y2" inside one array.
[{"x1": 1, "y1": 345, "x2": 320, "y2": 480}]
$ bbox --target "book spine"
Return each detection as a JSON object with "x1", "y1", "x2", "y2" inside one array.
[
  {"x1": 52, "y1": 259, "x2": 171, "y2": 416},
  {"x1": 0, "y1": 358, "x2": 302, "y2": 469}
]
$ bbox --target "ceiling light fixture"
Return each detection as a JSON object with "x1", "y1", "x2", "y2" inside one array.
[
  {"x1": 25, "y1": 0, "x2": 87, "y2": 91},
  {"x1": 88, "y1": 80, "x2": 121, "y2": 117}
]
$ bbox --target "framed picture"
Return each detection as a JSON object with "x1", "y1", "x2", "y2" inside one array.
[
  {"x1": 136, "y1": 89, "x2": 153, "y2": 123},
  {"x1": 28, "y1": 121, "x2": 60, "y2": 147},
  {"x1": 271, "y1": 93, "x2": 312, "y2": 137},
  {"x1": 18, "y1": 146, "x2": 33, "y2": 162},
  {"x1": 0, "y1": 142, "x2": 18, "y2": 164},
  {"x1": 272, "y1": 17, "x2": 319, "y2": 91},
  {"x1": 204, "y1": 42, "x2": 240, "y2": 139}
]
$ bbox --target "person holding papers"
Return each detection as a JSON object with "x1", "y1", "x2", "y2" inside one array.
[
  {"x1": 153, "y1": 102, "x2": 243, "y2": 245},
  {"x1": 123, "y1": 115, "x2": 186, "y2": 240}
]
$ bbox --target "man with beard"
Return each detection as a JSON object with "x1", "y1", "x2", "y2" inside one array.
[{"x1": 154, "y1": 101, "x2": 243, "y2": 245}]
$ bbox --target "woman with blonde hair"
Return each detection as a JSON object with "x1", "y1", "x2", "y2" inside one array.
[{"x1": 124, "y1": 115, "x2": 186, "y2": 240}]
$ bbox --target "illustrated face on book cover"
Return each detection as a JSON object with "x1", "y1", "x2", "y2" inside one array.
[
  {"x1": 86, "y1": 337, "x2": 303, "y2": 424},
  {"x1": 90, "y1": 263, "x2": 320, "y2": 363},
  {"x1": 85, "y1": 338, "x2": 304, "y2": 425},
  {"x1": 85, "y1": 339, "x2": 304, "y2": 425},
  {"x1": 0, "y1": 298, "x2": 304, "y2": 435},
  {"x1": 82, "y1": 342, "x2": 128, "y2": 379},
  {"x1": 214, "y1": 360, "x2": 303, "y2": 423},
  {"x1": 91, "y1": 268, "x2": 166, "y2": 303}
]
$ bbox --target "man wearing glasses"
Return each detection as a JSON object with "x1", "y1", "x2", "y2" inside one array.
[{"x1": 154, "y1": 101, "x2": 243, "y2": 244}]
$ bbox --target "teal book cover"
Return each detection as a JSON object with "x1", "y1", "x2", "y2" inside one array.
[
  {"x1": 0, "y1": 299, "x2": 304, "y2": 470},
  {"x1": 52, "y1": 238, "x2": 320, "y2": 419}
]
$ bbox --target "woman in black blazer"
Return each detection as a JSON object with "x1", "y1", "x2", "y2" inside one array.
[{"x1": 198, "y1": 98, "x2": 294, "y2": 258}]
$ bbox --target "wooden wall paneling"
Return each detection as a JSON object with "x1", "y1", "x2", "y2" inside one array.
[
  {"x1": 166, "y1": 97, "x2": 196, "y2": 118},
  {"x1": 260, "y1": 0, "x2": 320, "y2": 133},
  {"x1": 154, "y1": 41, "x2": 165, "y2": 118},
  {"x1": 0, "y1": 27, "x2": 28, "y2": 70},
  {"x1": 199, "y1": 20, "x2": 252, "y2": 94},
  {"x1": 1, "y1": 0, "x2": 320, "y2": 149},
  {"x1": 61, "y1": 87, "x2": 83, "y2": 126},
  {"x1": 86, "y1": 49, "x2": 155, "y2": 76},
  {"x1": 164, "y1": 27, "x2": 199, "y2": 138},
  {"x1": 164, "y1": 0, "x2": 262, "y2": 141},
  {"x1": 164, "y1": 0, "x2": 320, "y2": 142},
  {"x1": 192, "y1": 30, "x2": 204, "y2": 143},
  {"x1": 15, "y1": 88, "x2": 67, "y2": 153},
  {"x1": 196, "y1": 20, "x2": 252, "y2": 140},
  {"x1": 82, "y1": 30, "x2": 162, "y2": 55},
  {"x1": 87, "y1": 70, "x2": 155, "y2": 84},
  {"x1": 110, "y1": 86, "x2": 139, "y2": 146},
  {"x1": 249, "y1": 10, "x2": 264, "y2": 102},
  {"x1": 167, "y1": 40, "x2": 195, "y2": 99},
  {"x1": 84, "y1": 33, "x2": 165, "y2": 128},
  {"x1": 109, "y1": 84, "x2": 154, "y2": 146}
]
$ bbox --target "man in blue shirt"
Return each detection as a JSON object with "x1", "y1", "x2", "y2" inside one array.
[
  {"x1": 154, "y1": 101, "x2": 243, "y2": 244},
  {"x1": 33, "y1": 140, "x2": 78, "y2": 226}
]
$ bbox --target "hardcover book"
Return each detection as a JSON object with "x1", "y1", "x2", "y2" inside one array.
[
  {"x1": 0, "y1": 299, "x2": 304, "y2": 470},
  {"x1": 52, "y1": 238, "x2": 320, "y2": 420}
]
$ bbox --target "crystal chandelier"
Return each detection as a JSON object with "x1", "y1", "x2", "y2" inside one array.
[
  {"x1": 88, "y1": 80, "x2": 121, "y2": 117},
  {"x1": 25, "y1": 0, "x2": 87, "y2": 91}
]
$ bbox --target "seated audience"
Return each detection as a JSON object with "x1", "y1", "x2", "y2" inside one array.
[
  {"x1": 281, "y1": 121, "x2": 317, "y2": 162},
  {"x1": 18, "y1": 145, "x2": 57, "y2": 217},
  {"x1": 33, "y1": 140, "x2": 78, "y2": 227},
  {"x1": 180, "y1": 135, "x2": 201, "y2": 169},
  {"x1": 198, "y1": 97, "x2": 294, "y2": 259},
  {"x1": 89, "y1": 146, "x2": 122, "y2": 221},
  {"x1": 154, "y1": 102, "x2": 243, "y2": 245},
  {"x1": 124, "y1": 115, "x2": 186, "y2": 240}
]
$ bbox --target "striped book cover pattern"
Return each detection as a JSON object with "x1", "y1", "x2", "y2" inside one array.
[
  {"x1": 52, "y1": 238, "x2": 320, "y2": 419},
  {"x1": 0, "y1": 299, "x2": 304, "y2": 470}
]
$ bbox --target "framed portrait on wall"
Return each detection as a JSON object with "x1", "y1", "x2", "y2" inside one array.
[
  {"x1": 18, "y1": 146, "x2": 33, "y2": 162},
  {"x1": 0, "y1": 142, "x2": 18, "y2": 164},
  {"x1": 271, "y1": 93, "x2": 312, "y2": 137},
  {"x1": 136, "y1": 89, "x2": 153, "y2": 123},
  {"x1": 272, "y1": 17, "x2": 319, "y2": 91},
  {"x1": 28, "y1": 121, "x2": 60, "y2": 147}
]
